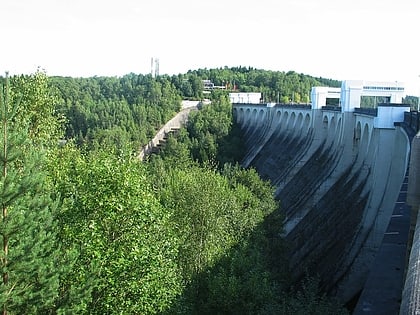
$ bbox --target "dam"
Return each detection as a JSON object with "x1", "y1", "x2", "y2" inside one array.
[{"x1": 232, "y1": 80, "x2": 418, "y2": 313}]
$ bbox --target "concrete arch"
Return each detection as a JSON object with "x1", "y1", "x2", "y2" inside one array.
[
  {"x1": 303, "y1": 113, "x2": 311, "y2": 133},
  {"x1": 245, "y1": 108, "x2": 251, "y2": 124},
  {"x1": 336, "y1": 117, "x2": 343, "y2": 144},
  {"x1": 288, "y1": 112, "x2": 296, "y2": 130},
  {"x1": 330, "y1": 116, "x2": 336, "y2": 132},
  {"x1": 276, "y1": 110, "x2": 282, "y2": 122},
  {"x1": 355, "y1": 121, "x2": 362, "y2": 141},
  {"x1": 258, "y1": 109, "x2": 266, "y2": 127},
  {"x1": 364, "y1": 123, "x2": 371, "y2": 143},
  {"x1": 321, "y1": 115, "x2": 329, "y2": 141},
  {"x1": 337, "y1": 117, "x2": 342, "y2": 132},
  {"x1": 233, "y1": 108, "x2": 241, "y2": 124},
  {"x1": 236, "y1": 108, "x2": 242, "y2": 125},
  {"x1": 359, "y1": 123, "x2": 370, "y2": 158},
  {"x1": 323, "y1": 115, "x2": 329, "y2": 129},
  {"x1": 274, "y1": 110, "x2": 282, "y2": 130},
  {"x1": 252, "y1": 108, "x2": 258, "y2": 125},
  {"x1": 240, "y1": 108, "x2": 246, "y2": 125},
  {"x1": 327, "y1": 116, "x2": 337, "y2": 145},
  {"x1": 296, "y1": 112, "x2": 304, "y2": 130},
  {"x1": 281, "y1": 111, "x2": 289, "y2": 132}
]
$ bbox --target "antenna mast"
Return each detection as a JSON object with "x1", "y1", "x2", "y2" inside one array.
[
  {"x1": 154, "y1": 58, "x2": 159, "y2": 77},
  {"x1": 151, "y1": 57, "x2": 159, "y2": 78}
]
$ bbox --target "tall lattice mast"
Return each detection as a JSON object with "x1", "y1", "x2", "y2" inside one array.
[
  {"x1": 154, "y1": 58, "x2": 159, "y2": 77},
  {"x1": 151, "y1": 57, "x2": 159, "y2": 78}
]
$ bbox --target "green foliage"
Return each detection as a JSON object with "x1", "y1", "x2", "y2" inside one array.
[
  {"x1": 216, "y1": 120, "x2": 245, "y2": 165},
  {"x1": 159, "y1": 91, "x2": 245, "y2": 167},
  {"x1": 279, "y1": 276, "x2": 349, "y2": 315},
  {"x1": 0, "y1": 74, "x2": 62, "y2": 314},
  {"x1": 51, "y1": 74, "x2": 182, "y2": 153},
  {"x1": 158, "y1": 163, "x2": 273, "y2": 278},
  {"x1": 153, "y1": 159, "x2": 281, "y2": 314},
  {"x1": 183, "y1": 239, "x2": 276, "y2": 314},
  {"x1": 176, "y1": 74, "x2": 203, "y2": 99},
  {"x1": 360, "y1": 95, "x2": 390, "y2": 108},
  {"x1": 155, "y1": 128, "x2": 193, "y2": 167},
  {"x1": 186, "y1": 94, "x2": 233, "y2": 163},
  {"x1": 51, "y1": 67, "x2": 340, "y2": 156},
  {"x1": 403, "y1": 95, "x2": 419, "y2": 110},
  {"x1": 49, "y1": 147, "x2": 182, "y2": 314},
  {"x1": 0, "y1": 67, "x2": 351, "y2": 314},
  {"x1": 160, "y1": 166, "x2": 236, "y2": 278},
  {"x1": 179, "y1": 67, "x2": 341, "y2": 103},
  {"x1": 222, "y1": 163, "x2": 275, "y2": 204},
  {"x1": 8, "y1": 70, "x2": 64, "y2": 146}
]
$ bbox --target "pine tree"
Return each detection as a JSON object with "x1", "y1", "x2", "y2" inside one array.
[{"x1": 0, "y1": 73, "x2": 60, "y2": 314}]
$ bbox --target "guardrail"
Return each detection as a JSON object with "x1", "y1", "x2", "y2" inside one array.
[
  {"x1": 354, "y1": 108, "x2": 378, "y2": 116},
  {"x1": 321, "y1": 105, "x2": 341, "y2": 111}
]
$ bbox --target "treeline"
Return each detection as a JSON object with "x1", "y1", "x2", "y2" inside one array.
[
  {"x1": 0, "y1": 69, "x2": 348, "y2": 314},
  {"x1": 403, "y1": 95, "x2": 419, "y2": 109},
  {"x1": 50, "y1": 68, "x2": 341, "y2": 153},
  {"x1": 50, "y1": 74, "x2": 182, "y2": 151},
  {"x1": 184, "y1": 66, "x2": 341, "y2": 103},
  {"x1": 49, "y1": 68, "x2": 418, "y2": 157}
]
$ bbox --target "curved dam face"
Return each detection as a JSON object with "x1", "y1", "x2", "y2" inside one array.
[{"x1": 233, "y1": 104, "x2": 411, "y2": 302}]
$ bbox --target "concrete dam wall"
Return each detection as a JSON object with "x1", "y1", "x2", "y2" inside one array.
[{"x1": 233, "y1": 104, "x2": 411, "y2": 303}]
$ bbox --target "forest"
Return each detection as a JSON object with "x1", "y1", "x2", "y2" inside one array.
[{"x1": 0, "y1": 66, "x2": 391, "y2": 314}]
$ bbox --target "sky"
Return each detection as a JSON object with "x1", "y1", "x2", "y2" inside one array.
[{"x1": 1, "y1": 0, "x2": 420, "y2": 95}]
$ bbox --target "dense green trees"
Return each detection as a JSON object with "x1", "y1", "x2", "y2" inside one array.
[
  {"x1": 5, "y1": 71, "x2": 64, "y2": 146},
  {"x1": 158, "y1": 164, "x2": 281, "y2": 314},
  {"x1": 0, "y1": 73, "x2": 64, "y2": 314},
  {"x1": 181, "y1": 67, "x2": 341, "y2": 104},
  {"x1": 0, "y1": 67, "x2": 350, "y2": 314},
  {"x1": 187, "y1": 94, "x2": 233, "y2": 163},
  {"x1": 402, "y1": 95, "x2": 419, "y2": 110},
  {"x1": 48, "y1": 148, "x2": 182, "y2": 314},
  {"x1": 50, "y1": 74, "x2": 182, "y2": 152},
  {"x1": 157, "y1": 92, "x2": 244, "y2": 166},
  {"x1": 45, "y1": 110, "x2": 281, "y2": 313},
  {"x1": 50, "y1": 68, "x2": 341, "y2": 155}
]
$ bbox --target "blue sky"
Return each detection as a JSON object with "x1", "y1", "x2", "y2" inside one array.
[{"x1": 1, "y1": 0, "x2": 419, "y2": 94}]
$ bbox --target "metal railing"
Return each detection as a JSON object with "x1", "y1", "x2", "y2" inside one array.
[
  {"x1": 321, "y1": 105, "x2": 341, "y2": 111},
  {"x1": 354, "y1": 107, "x2": 378, "y2": 116}
]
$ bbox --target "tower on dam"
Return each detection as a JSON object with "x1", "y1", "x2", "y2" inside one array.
[{"x1": 232, "y1": 80, "x2": 414, "y2": 313}]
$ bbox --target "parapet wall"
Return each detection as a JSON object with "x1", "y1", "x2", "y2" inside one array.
[
  {"x1": 400, "y1": 131, "x2": 420, "y2": 315},
  {"x1": 233, "y1": 103, "x2": 411, "y2": 303},
  {"x1": 407, "y1": 132, "x2": 420, "y2": 217},
  {"x1": 400, "y1": 205, "x2": 420, "y2": 315}
]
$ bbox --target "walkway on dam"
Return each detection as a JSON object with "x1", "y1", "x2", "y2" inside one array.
[
  {"x1": 355, "y1": 123, "x2": 420, "y2": 314},
  {"x1": 354, "y1": 169, "x2": 411, "y2": 314},
  {"x1": 138, "y1": 100, "x2": 200, "y2": 160}
]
